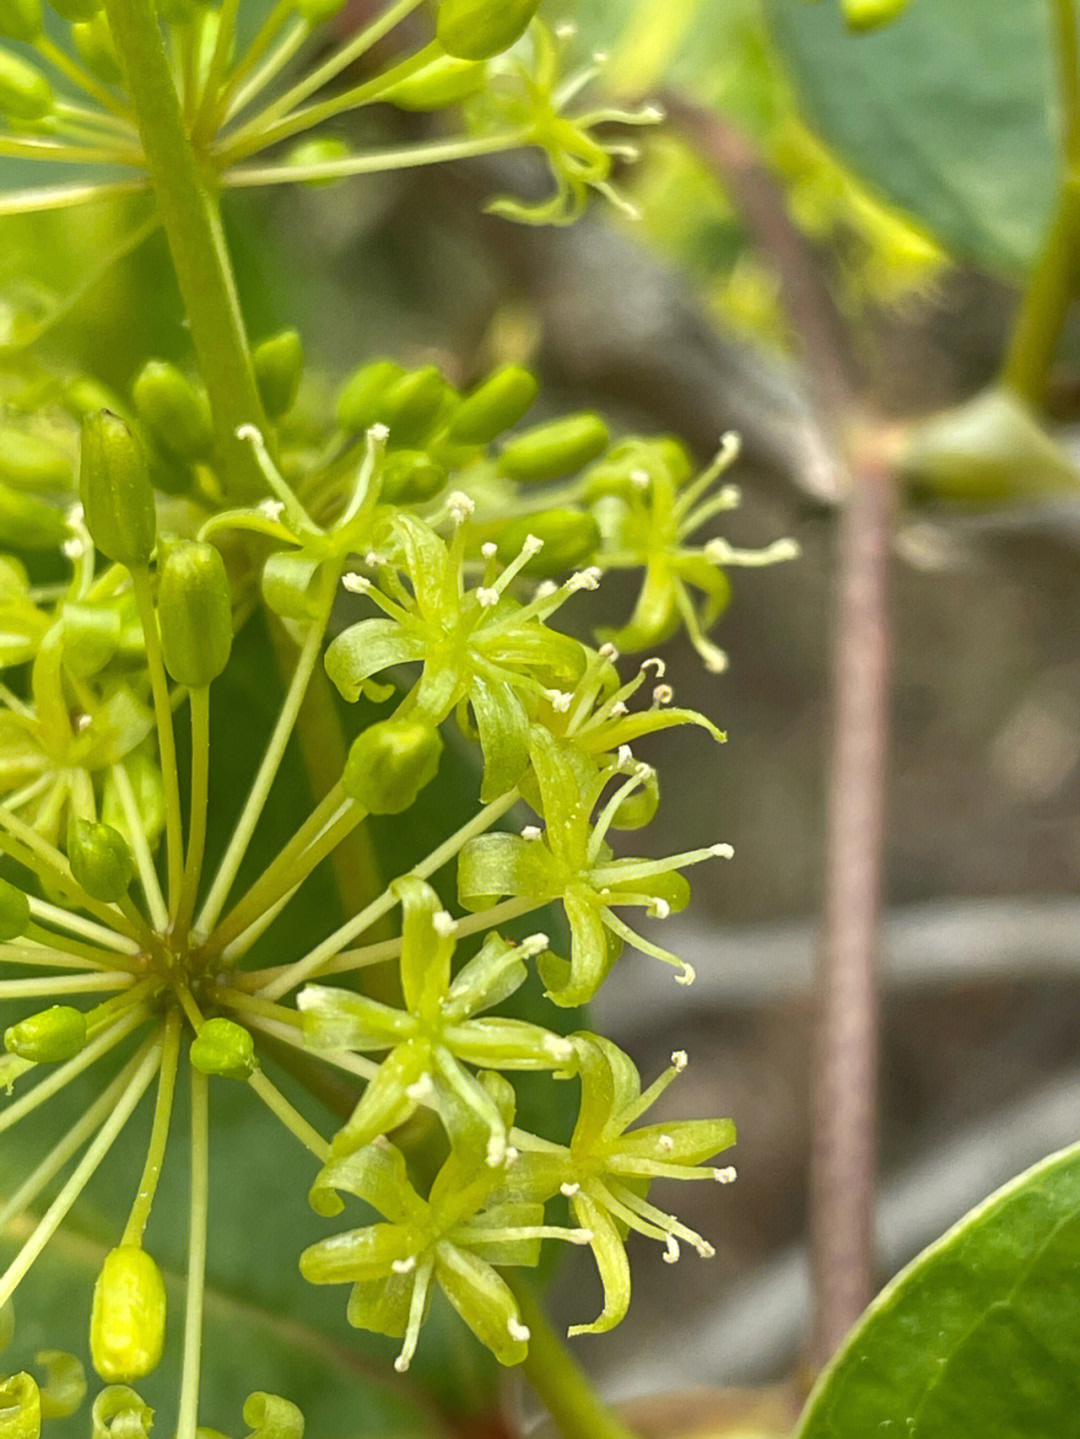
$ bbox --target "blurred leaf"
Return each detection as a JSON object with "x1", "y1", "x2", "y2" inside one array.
[
  {"x1": 762, "y1": 0, "x2": 1058, "y2": 274},
  {"x1": 796, "y1": 1139, "x2": 1080, "y2": 1438}
]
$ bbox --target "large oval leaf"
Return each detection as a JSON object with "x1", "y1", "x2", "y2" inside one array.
[
  {"x1": 796, "y1": 1138, "x2": 1080, "y2": 1437},
  {"x1": 763, "y1": 0, "x2": 1059, "y2": 274}
]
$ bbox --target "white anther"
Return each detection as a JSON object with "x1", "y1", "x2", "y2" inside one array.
[
  {"x1": 651, "y1": 898, "x2": 671, "y2": 920},
  {"x1": 342, "y1": 572, "x2": 371, "y2": 593},
  {"x1": 573, "y1": 1229, "x2": 594, "y2": 1245},
  {"x1": 520, "y1": 932, "x2": 549, "y2": 957},
  {"x1": 599, "y1": 642, "x2": 619, "y2": 661},
  {"x1": 66, "y1": 501, "x2": 84, "y2": 524},
  {"x1": 258, "y1": 498, "x2": 285, "y2": 521},
  {"x1": 714, "y1": 1165, "x2": 737, "y2": 1184},
  {"x1": 634, "y1": 761, "x2": 652, "y2": 779},
  {"x1": 609, "y1": 700, "x2": 628, "y2": 716},
  {"x1": 674, "y1": 962, "x2": 696, "y2": 986},
  {"x1": 504, "y1": 1146, "x2": 519, "y2": 1167},
  {"x1": 534, "y1": 580, "x2": 558, "y2": 599},
  {"x1": 710, "y1": 843, "x2": 734, "y2": 859},
  {"x1": 481, "y1": 541, "x2": 498, "y2": 559},
  {"x1": 653, "y1": 684, "x2": 673, "y2": 705},
  {"x1": 406, "y1": 1073, "x2": 435, "y2": 1102},
  {"x1": 630, "y1": 467, "x2": 650, "y2": 490},
  {"x1": 364, "y1": 551, "x2": 386, "y2": 567},
  {"x1": 522, "y1": 533, "x2": 544, "y2": 557},
  {"x1": 641, "y1": 656, "x2": 666, "y2": 677},
  {"x1": 554, "y1": 20, "x2": 577, "y2": 38},
  {"x1": 486, "y1": 1133, "x2": 506, "y2": 1167},
  {"x1": 569, "y1": 566, "x2": 601, "y2": 591},
  {"x1": 62, "y1": 537, "x2": 85, "y2": 561},
  {"x1": 447, "y1": 490, "x2": 475, "y2": 523},
  {"x1": 658, "y1": 1134, "x2": 674, "y2": 1153},
  {"x1": 521, "y1": 825, "x2": 542, "y2": 841},
  {"x1": 235, "y1": 422, "x2": 263, "y2": 444},
  {"x1": 476, "y1": 587, "x2": 499, "y2": 608},
  {"x1": 507, "y1": 1318, "x2": 531, "y2": 1342},
  {"x1": 695, "y1": 1240, "x2": 716, "y2": 1259},
  {"x1": 368, "y1": 422, "x2": 389, "y2": 443},
  {"x1": 544, "y1": 1035, "x2": 575, "y2": 1062},
  {"x1": 394, "y1": 1355, "x2": 411, "y2": 1374},
  {"x1": 640, "y1": 103, "x2": 666, "y2": 122},
  {"x1": 671, "y1": 1049, "x2": 688, "y2": 1072},
  {"x1": 560, "y1": 1182, "x2": 580, "y2": 1197},
  {"x1": 662, "y1": 1235, "x2": 680, "y2": 1265},
  {"x1": 544, "y1": 689, "x2": 573, "y2": 713},
  {"x1": 391, "y1": 1255, "x2": 417, "y2": 1274},
  {"x1": 73, "y1": 712, "x2": 92, "y2": 733},
  {"x1": 617, "y1": 744, "x2": 633, "y2": 766},
  {"x1": 593, "y1": 49, "x2": 609, "y2": 63},
  {"x1": 432, "y1": 910, "x2": 457, "y2": 937}
]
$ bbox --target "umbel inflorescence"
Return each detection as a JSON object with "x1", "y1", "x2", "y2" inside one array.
[{"x1": 0, "y1": 0, "x2": 797, "y2": 1433}]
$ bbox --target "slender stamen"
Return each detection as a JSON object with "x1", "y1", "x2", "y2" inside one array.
[
  {"x1": 109, "y1": 761, "x2": 169, "y2": 932},
  {"x1": 394, "y1": 1253, "x2": 435, "y2": 1373},
  {"x1": 176, "y1": 1066, "x2": 209, "y2": 1439},
  {"x1": 122, "y1": 1007, "x2": 183, "y2": 1247},
  {"x1": 247, "y1": 1071, "x2": 331, "y2": 1161}
]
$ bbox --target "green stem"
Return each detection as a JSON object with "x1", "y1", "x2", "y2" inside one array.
[
  {"x1": 174, "y1": 685, "x2": 211, "y2": 942},
  {"x1": 1054, "y1": 0, "x2": 1080, "y2": 167},
  {"x1": 102, "y1": 0, "x2": 268, "y2": 497},
  {"x1": 122, "y1": 1006, "x2": 183, "y2": 1246},
  {"x1": 176, "y1": 1064, "x2": 209, "y2": 1439},
  {"x1": 131, "y1": 567, "x2": 185, "y2": 912},
  {"x1": 508, "y1": 1279, "x2": 642, "y2": 1439},
  {"x1": 247, "y1": 1069, "x2": 331, "y2": 1160},
  {"x1": 110, "y1": 760, "x2": 169, "y2": 932}
]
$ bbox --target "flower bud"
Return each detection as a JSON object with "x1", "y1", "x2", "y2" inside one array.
[
  {"x1": 381, "y1": 51, "x2": 487, "y2": 110},
  {"x1": 5, "y1": 1005, "x2": 87, "y2": 1063},
  {"x1": 0, "y1": 482, "x2": 67, "y2": 550},
  {"x1": 342, "y1": 717, "x2": 443, "y2": 814},
  {"x1": 90, "y1": 1248, "x2": 166, "y2": 1382},
  {"x1": 844, "y1": 0, "x2": 910, "y2": 29},
  {"x1": 156, "y1": 540, "x2": 233, "y2": 687},
  {"x1": 447, "y1": 364, "x2": 539, "y2": 445},
  {"x1": 0, "y1": 428, "x2": 72, "y2": 489},
  {"x1": 131, "y1": 360, "x2": 213, "y2": 463},
  {"x1": 0, "y1": 0, "x2": 40, "y2": 47},
  {"x1": 437, "y1": 0, "x2": 539, "y2": 60},
  {"x1": 285, "y1": 135, "x2": 351, "y2": 186},
  {"x1": 49, "y1": 0, "x2": 101, "y2": 19},
  {"x1": 336, "y1": 359, "x2": 403, "y2": 433},
  {"x1": 381, "y1": 449, "x2": 447, "y2": 503},
  {"x1": 67, "y1": 818, "x2": 135, "y2": 902},
  {"x1": 71, "y1": 13, "x2": 121, "y2": 84},
  {"x1": 61, "y1": 600, "x2": 122, "y2": 679},
  {"x1": 497, "y1": 413, "x2": 610, "y2": 483},
  {"x1": 0, "y1": 46, "x2": 52, "y2": 122},
  {"x1": 497, "y1": 510, "x2": 599, "y2": 577},
  {"x1": 0, "y1": 875, "x2": 30, "y2": 940},
  {"x1": 378, "y1": 366, "x2": 452, "y2": 448},
  {"x1": 190, "y1": 1016, "x2": 258, "y2": 1079},
  {"x1": 91, "y1": 1384, "x2": 154, "y2": 1437},
  {"x1": 79, "y1": 411, "x2": 156, "y2": 567},
  {"x1": 0, "y1": 1372, "x2": 40, "y2": 1439},
  {"x1": 253, "y1": 329, "x2": 304, "y2": 419}
]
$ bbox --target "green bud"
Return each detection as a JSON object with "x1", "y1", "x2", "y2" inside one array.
[
  {"x1": 378, "y1": 366, "x2": 452, "y2": 448},
  {"x1": 79, "y1": 410, "x2": 157, "y2": 567},
  {"x1": 49, "y1": 0, "x2": 101, "y2": 20},
  {"x1": 497, "y1": 413, "x2": 610, "y2": 483},
  {"x1": 61, "y1": 600, "x2": 123, "y2": 679},
  {"x1": 190, "y1": 1016, "x2": 258, "y2": 1079},
  {"x1": 67, "y1": 817, "x2": 135, "y2": 902},
  {"x1": 0, "y1": 429, "x2": 72, "y2": 490},
  {"x1": 0, "y1": 1372, "x2": 40, "y2": 1439},
  {"x1": 4, "y1": 1005, "x2": 87, "y2": 1063},
  {"x1": 343, "y1": 717, "x2": 443, "y2": 814},
  {"x1": 132, "y1": 360, "x2": 213, "y2": 463},
  {"x1": 71, "y1": 12, "x2": 121, "y2": 83},
  {"x1": 0, "y1": 876, "x2": 29, "y2": 941},
  {"x1": 0, "y1": 482, "x2": 66, "y2": 550},
  {"x1": 612, "y1": 767, "x2": 659, "y2": 830},
  {"x1": 102, "y1": 750, "x2": 165, "y2": 852},
  {"x1": 336, "y1": 359, "x2": 403, "y2": 433},
  {"x1": 0, "y1": 0, "x2": 40, "y2": 48},
  {"x1": 381, "y1": 51, "x2": 487, "y2": 110},
  {"x1": 91, "y1": 1385, "x2": 153, "y2": 1439},
  {"x1": 253, "y1": 329, "x2": 304, "y2": 419},
  {"x1": 285, "y1": 134, "x2": 351, "y2": 186},
  {"x1": 448, "y1": 364, "x2": 539, "y2": 445},
  {"x1": 380, "y1": 449, "x2": 447, "y2": 503},
  {"x1": 156, "y1": 540, "x2": 233, "y2": 688},
  {"x1": 0, "y1": 46, "x2": 52, "y2": 122},
  {"x1": 497, "y1": 509, "x2": 599, "y2": 577},
  {"x1": 437, "y1": 0, "x2": 539, "y2": 60},
  {"x1": 843, "y1": 0, "x2": 911, "y2": 30},
  {"x1": 90, "y1": 1248, "x2": 167, "y2": 1382}
]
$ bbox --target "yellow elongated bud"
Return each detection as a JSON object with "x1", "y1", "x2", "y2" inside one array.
[
  {"x1": 497, "y1": 509, "x2": 599, "y2": 577},
  {"x1": 190, "y1": 1017, "x2": 258, "y2": 1079},
  {"x1": 71, "y1": 12, "x2": 120, "y2": 84},
  {"x1": 4, "y1": 1005, "x2": 87, "y2": 1063},
  {"x1": 156, "y1": 540, "x2": 233, "y2": 688},
  {"x1": 342, "y1": 717, "x2": 443, "y2": 814},
  {"x1": 0, "y1": 483, "x2": 67, "y2": 550},
  {"x1": 437, "y1": 0, "x2": 539, "y2": 60},
  {"x1": 79, "y1": 411, "x2": 156, "y2": 567},
  {"x1": 253, "y1": 329, "x2": 304, "y2": 418},
  {"x1": 132, "y1": 360, "x2": 213, "y2": 463},
  {"x1": 381, "y1": 52, "x2": 486, "y2": 110},
  {"x1": 448, "y1": 364, "x2": 538, "y2": 445},
  {"x1": 90, "y1": 1247, "x2": 167, "y2": 1382},
  {"x1": 497, "y1": 413, "x2": 610, "y2": 483},
  {"x1": 336, "y1": 359, "x2": 403, "y2": 433},
  {"x1": 0, "y1": 875, "x2": 30, "y2": 941},
  {"x1": 843, "y1": 0, "x2": 911, "y2": 30},
  {"x1": 0, "y1": 1372, "x2": 40, "y2": 1439},
  {"x1": 67, "y1": 818, "x2": 136, "y2": 902},
  {"x1": 0, "y1": 46, "x2": 52, "y2": 121},
  {"x1": 0, "y1": 0, "x2": 41, "y2": 48}
]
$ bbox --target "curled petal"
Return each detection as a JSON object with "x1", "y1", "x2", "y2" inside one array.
[
  {"x1": 566, "y1": 1192, "x2": 630, "y2": 1336},
  {"x1": 434, "y1": 1244, "x2": 530, "y2": 1366},
  {"x1": 308, "y1": 1141, "x2": 422, "y2": 1225},
  {"x1": 242, "y1": 1391, "x2": 305, "y2": 1439},
  {"x1": 324, "y1": 620, "x2": 426, "y2": 702},
  {"x1": 299, "y1": 1221, "x2": 413, "y2": 1286}
]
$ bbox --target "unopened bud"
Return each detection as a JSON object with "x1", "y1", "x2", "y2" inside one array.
[
  {"x1": 844, "y1": 0, "x2": 910, "y2": 29},
  {"x1": 497, "y1": 413, "x2": 609, "y2": 483},
  {"x1": 90, "y1": 1247, "x2": 167, "y2": 1382},
  {"x1": 157, "y1": 540, "x2": 233, "y2": 688},
  {"x1": 190, "y1": 1017, "x2": 258, "y2": 1079},
  {"x1": 48, "y1": 0, "x2": 101, "y2": 19},
  {"x1": 447, "y1": 364, "x2": 538, "y2": 445},
  {"x1": 380, "y1": 449, "x2": 447, "y2": 503},
  {"x1": 0, "y1": 0, "x2": 41, "y2": 48},
  {"x1": 343, "y1": 717, "x2": 443, "y2": 814},
  {"x1": 253, "y1": 329, "x2": 304, "y2": 419},
  {"x1": 437, "y1": 0, "x2": 540, "y2": 60},
  {"x1": 5, "y1": 1005, "x2": 87, "y2": 1063},
  {"x1": 0, "y1": 482, "x2": 67, "y2": 550},
  {"x1": 132, "y1": 360, "x2": 213, "y2": 463},
  {"x1": 79, "y1": 411, "x2": 156, "y2": 567},
  {"x1": 71, "y1": 12, "x2": 121, "y2": 84},
  {"x1": 382, "y1": 51, "x2": 487, "y2": 109},
  {"x1": 336, "y1": 359, "x2": 404, "y2": 434},
  {"x1": 0, "y1": 45, "x2": 52, "y2": 121},
  {"x1": 67, "y1": 817, "x2": 135, "y2": 902},
  {"x1": 377, "y1": 366, "x2": 452, "y2": 448},
  {"x1": 497, "y1": 509, "x2": 599, "y2": 577}
]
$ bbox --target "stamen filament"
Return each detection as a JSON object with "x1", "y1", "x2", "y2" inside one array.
[
  {"x1": 0, "y1": 179, "x2": 151, "y2": 218},
  {"x1": 131, "y1": 567, "x2": 185, "y2": 910},
  {"x1": 0, "y1": 943, "x2": 107, "y2": 971},
  {"x1": 247, "y1": 1070, "x2": 330, "y2": 1161},
  {"x1": 222, "y1": 19, "x2": 307, "y2": 124},
  {"x1": 176, "y1": 1066, "x2": 209, "y2": 1439},
  {"x1": 395, "y1": 1252, "x2": 434, "y2": 1372},
  {"x1": 174, "y1": 685, "x2": 212, "y2": 942},
  {"x1": 122, "y1": 1006, "x2": 183, "y2": 1247},
  {"x1": 236, "y1": 1011, "x2": 379, "y2": 1082},
  {"x1": 224, "y1": 128, "x2": 533, "y2": 187},
  {"x1": 36, "y1": 35, "x2": 135, "y2": 121},
  {"x1": 110, "y1": 761, "x2": 169, "y2": 932},
  {"x1": 591, "y1": 843, "x2": 731, "y2": 887},
  {"x1": 0, "y1": 973, "x2": 134, "y2": 999},
  {"x1": 215, "y1": 0, "x2": 296, "y2": 115}
]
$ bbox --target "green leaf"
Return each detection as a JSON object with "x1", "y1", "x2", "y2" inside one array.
[
  {"x1": 763, "y1": 0, "x2": 1058, "y2": 273},
  {"x1": 795, "y1": 1139, "x2": 1080, "y2": 1438}
]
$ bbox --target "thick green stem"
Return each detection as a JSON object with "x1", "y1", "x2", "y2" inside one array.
[
  {"x1": 101, "y1": 0, "x2": 268, "y2": 497},
  {"x1": 508, "y1": 1279, "x2": 641, "y2": 1439}
]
